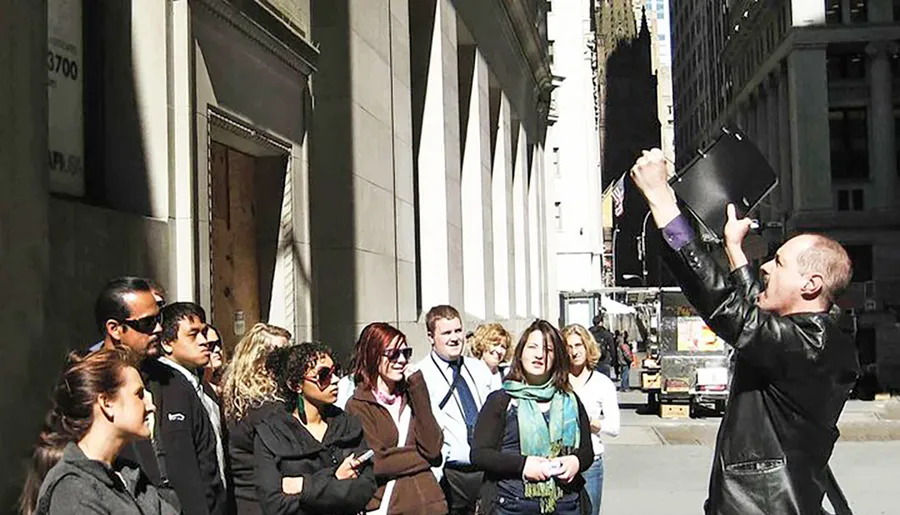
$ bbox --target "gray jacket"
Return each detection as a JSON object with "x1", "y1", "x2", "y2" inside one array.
[{"x1": 36, "y1": 443, "x2": 180, "y2": 515}]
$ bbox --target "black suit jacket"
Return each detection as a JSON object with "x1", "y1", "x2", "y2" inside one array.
[
  {"x1": 122, "y1": 359, "x2": 227, "y2": 515},
  {"x1": 663, "y1": 238, "x2": 859, "y2": 515}
]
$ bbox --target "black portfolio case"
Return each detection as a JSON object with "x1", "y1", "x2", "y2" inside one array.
[{"x1": 669, "y1": 127, "x2": 778, "y2": 239}]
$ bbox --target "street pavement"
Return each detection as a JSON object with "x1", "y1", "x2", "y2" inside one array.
[{"x1": 599, "y1": 391, "x2": 900, "y2": 514}]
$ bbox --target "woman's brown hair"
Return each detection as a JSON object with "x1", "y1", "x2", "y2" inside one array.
[
  {"x1": 19, "y1": 348, "x2": 138, "y2": 515},
  {"x1": 351, "y1": 322, "x2": 407, "y2": 391},
  {"x1": 505, "y1": 319, "x2": 571, "y2": 392}
]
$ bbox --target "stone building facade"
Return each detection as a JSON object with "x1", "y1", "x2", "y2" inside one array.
[
  {"x1": 0, "y1": 0, "x2": 555, "y2": 508},
  {"x1": 670, "y1": 0, "x2": 900, "y2": 393}
]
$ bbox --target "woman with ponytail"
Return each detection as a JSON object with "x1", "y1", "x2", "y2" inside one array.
[
  {"x1": 19, "y1": 349, "x2": 179, "y2": 515},
  {"x1": 252, "y1": 342, "x2": 376, "y2": 515}
]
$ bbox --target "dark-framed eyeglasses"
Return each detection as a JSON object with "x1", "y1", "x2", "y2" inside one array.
[
  {"x1": 382, "y1": 347, "x2": 413, "y2": 363},
  {"x1": 303, "y1": 364, "x2": 341, "y2": 390},
  {"x1": 121, "y1": 313, "x2": 161, "y2": 335},
  {"x1": 207, "y1": 340, "x2": 222, "y2": 353}
]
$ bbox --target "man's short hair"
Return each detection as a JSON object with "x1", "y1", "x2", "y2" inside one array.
[
  {"x1": 425, "y1": 305, "x2": 461, "y2": 334},
  {"x1": 160, "y1": 302, "x2": 207, "y2": 344},
  {"x1": 796, "y1": 234, "x2": 853, "y2": 303},
  {"x1": 94, "y1": 277, "x2": 153, "y2": 334}
]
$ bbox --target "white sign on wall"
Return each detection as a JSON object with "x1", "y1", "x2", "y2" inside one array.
[{"x1": 48, "y1": 0, "x2": 84, "y2": 196}]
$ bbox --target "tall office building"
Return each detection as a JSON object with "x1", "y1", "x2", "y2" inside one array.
[
  {"x1": 669, "y1": 0, "x2": 900, "y2": 393},
  {"x1": 547, "y1": 0, "x2": 605, "y2": 294}
]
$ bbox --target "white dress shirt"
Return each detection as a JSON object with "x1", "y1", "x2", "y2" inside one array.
[
  {"x1": 415, "y1": 352, "x2": 499, "y2": 479},
  {"x1": 158, "y1": 357, "x2": 227, "y2": 487},
  {"x1": 571, "y1": 369, "x2": 620, "y2": 457}
]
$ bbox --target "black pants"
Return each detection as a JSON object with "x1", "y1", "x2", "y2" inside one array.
[{"x1": 441, "y1": 467, "x2": 483, "y2": 515}]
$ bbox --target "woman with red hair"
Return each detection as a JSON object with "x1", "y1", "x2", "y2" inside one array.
[{"x1": 345, "y1": 323, "x2": 447, "y2": 515}]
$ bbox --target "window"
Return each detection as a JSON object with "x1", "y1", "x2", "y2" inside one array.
[
  {"x1": 849, "y1": 0, "x2": 868, "y2": 23},
  {"x1": 829, "y1": 108, "x2": 869, "y2": 180},
  {"x1": 552, "y1": 147, "x2": 560, "y2": 178},
  {"x1": 895, "y1": 108, "x2": 900, "y2": 175},
  {"x1": 845, "y1": 244, "x2": 873, "y2": 282},
  {"x1": 826, "y1": 52, "x2": 866, "y2": 80},
  {"x1": 554, "y1": 202, "x2": 563, "y2": 232},
  {"x1": 825, "y1": 0, "x2": 842, "y2": 24},
  {"x1": 836, "y1": 188, "x2": 865, "y2": 211}
]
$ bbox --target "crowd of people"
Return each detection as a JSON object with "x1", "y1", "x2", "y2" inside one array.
[
  {"x1": 18, "y1": 148, "x2": 862, "y2": 515},
  {"x1": 18, "y1": 279, "x2": 621, "y2": 515}
]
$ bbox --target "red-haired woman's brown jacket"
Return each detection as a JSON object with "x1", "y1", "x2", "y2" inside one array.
[{"x1": 345, "y1": 371, "x2": 447, "y2": 515}]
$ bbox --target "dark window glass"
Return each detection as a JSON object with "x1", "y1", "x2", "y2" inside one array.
[
  {"x1": 845, "y1": 245, "x2": 873, "y2": 282},
  {"x1": 830, "y1": 108, "x2": 869, "y2": 180},
  {"x1": 852, "y1": 188, "x2": 864, "y2": 210},
  {"x1": 825, "y1": 0, "x2": 842, "y2": 23},
  {"x1": 837, "y1": 189, "x2": 850, "y2": 211},
  {"x1": 826, "y1": 52, "x2": 866, "y2": 80},
  {"x1": 850, "y1": 0, "x2": 868, "y2": 23}
]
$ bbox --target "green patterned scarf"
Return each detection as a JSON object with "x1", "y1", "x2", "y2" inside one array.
[{"x1": 503, "y1": 379, "x2": 580, "y2": 513}]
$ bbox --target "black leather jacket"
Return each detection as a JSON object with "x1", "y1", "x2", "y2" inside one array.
[{"x1": 664, "y1": 239, "x2": 859, "y2": 515}]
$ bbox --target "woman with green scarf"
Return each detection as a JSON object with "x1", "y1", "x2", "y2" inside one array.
[{"x1": 471, "y1": 320, "x2": 594, "y2": 515}]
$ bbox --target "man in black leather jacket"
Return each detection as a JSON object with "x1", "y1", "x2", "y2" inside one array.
[{"x1": 630, "y1": 149, "x2": 860, "y2": 515}]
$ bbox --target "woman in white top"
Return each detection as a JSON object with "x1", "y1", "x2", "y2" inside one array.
[{"x1": 562, "y1": 324, "x2": 620, "y2": 515}]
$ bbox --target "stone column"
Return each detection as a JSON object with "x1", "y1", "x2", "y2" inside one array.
[
  {"x1": 513, "y1": 124, "x2": 529, "y2": 319},
  {"x1": 414, "y1": 0, "x2": 462, "y2": 312},
  {"x1": 777, "y1": 62, "x2": 793, "y2": 214},
  {"x1": 788, "y1": 45, "x2": 832, "y2": 212},
  {"x1": 492, "y1": 93, "x2": 513, "y2": 320},
  {"x1": 460, "y1": 46, "x2": 491, "y2": 319},
  {"x1": 0, "y1": 0, "x2": 50, "y2": 507},
  {"x1": 767, "y1": 74, "x2": 782, "y2": 218},
  {"x1": 866, "y1": 41, "x2": 898, "y2": 210}
]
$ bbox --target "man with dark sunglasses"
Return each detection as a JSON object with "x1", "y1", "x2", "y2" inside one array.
[{"x1": 91, "y1": 276, "x2": 163, "y2": 356}]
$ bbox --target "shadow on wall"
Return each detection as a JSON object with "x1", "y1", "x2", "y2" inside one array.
[
  {"x1": 47, "y1": 1, "x2": 162, "y2": 381},
  {"x1": 6, "y1": 1, "x2": 163, "y2": 512},
  {"x1": 309, "y1": 0, "x2": 359, "y2": 362}
]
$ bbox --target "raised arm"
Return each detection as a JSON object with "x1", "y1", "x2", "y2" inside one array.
[{"x1": 629, "y1": 149, "x2": 816, "y2": 377}]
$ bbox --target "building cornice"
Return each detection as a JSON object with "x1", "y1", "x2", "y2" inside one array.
[
  {"x1": 193, "y1": 0, "x2": 319, "y2": 75},
  {"x1": 496, "y1": 0, "x2": 554, "y2": 124}
]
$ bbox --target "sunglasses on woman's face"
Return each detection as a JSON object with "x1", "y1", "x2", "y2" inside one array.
[
  {"x1": 304, "y1": 364, "x2": 341, "y2": 390},
  {"x1": 382, "y1": 347, "x2": 413, "y2": 362},
  {"x1": 121, "y1": 313, "x2": 161, "y2": 335}
]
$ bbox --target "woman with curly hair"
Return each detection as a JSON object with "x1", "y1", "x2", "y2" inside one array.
[
  {"x1": 19, "y1": 349, "x2": 178, "y2": 515},
  {"x1": 562, "y1": 324, "x2": 620, "y2": 515},
  {"x1": 253, "y1": 342, "x2": 376, "y2": 514},
  {"x1": 220, "y1": 323, "x2": 292, "y2": 514},
  {"x1": 468, "y1": 323, "x2": 513, "y2": 382}
]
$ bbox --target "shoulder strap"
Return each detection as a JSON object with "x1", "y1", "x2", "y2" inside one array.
[
  {"x1": 438, "y1": 364, "x2": 463, "y2": 410},
  {"x1": 822, "y1": 464, "x2": 852, "y2": 515},
  {"x1": 146, "y1": 380, "x2": 172, "y2": 487}
]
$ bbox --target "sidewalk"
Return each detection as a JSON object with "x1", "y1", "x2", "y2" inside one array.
[{"x1": 608, "y1": 390, "x2": 900, "y2": 446}]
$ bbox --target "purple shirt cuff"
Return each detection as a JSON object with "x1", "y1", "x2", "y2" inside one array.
[{"x1": 661, "y1": 214, "x2": 695, "y2": 251}]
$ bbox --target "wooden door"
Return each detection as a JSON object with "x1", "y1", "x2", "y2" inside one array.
[{"x1": 210, "y1": 141, "x2": 261, "y2": 353}]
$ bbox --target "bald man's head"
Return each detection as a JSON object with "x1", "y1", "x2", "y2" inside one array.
[{"x1": 794, "y1": 234, "x2": 853, "y2": 303}]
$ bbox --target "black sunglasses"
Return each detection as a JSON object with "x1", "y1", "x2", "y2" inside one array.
[
  {"x1": 121, "y1": 313, "x2": 161, "y2": 335},
  {"x1": 304, "y1": 364, "x2": 342, "y2": 390},
  {"x1": 382, "y1": 347, "x2": 413, "y2": 362}
]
